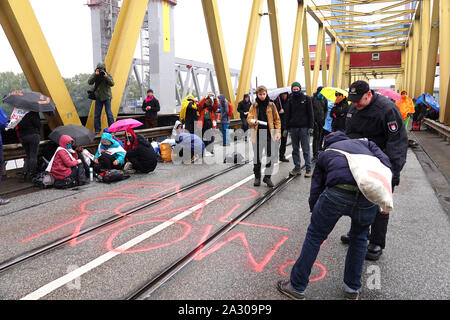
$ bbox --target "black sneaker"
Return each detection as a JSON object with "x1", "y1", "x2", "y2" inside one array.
[
  {"x1": 254, "y1": 177, "x2": 261, "y2": 186},
  {"x1": 279, "y1": 157, "x2": 289, "y2": 163},
  {"x1": 277, "y1": 280, "x2": 305, "y2": 300},
  {"x1": 344, "y1": 291, "x2": 360, "y2": 300},
  {"x1": 263, "y1": 176, "x2": 274, "y2": 188},
  {"x1": 365, "y1": 244, "x2": 382, "y2": 261}
]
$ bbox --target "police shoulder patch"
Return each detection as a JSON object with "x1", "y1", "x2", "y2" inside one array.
[{"x1": 387, "y1": 120, "x2": 399, "y2": 133}]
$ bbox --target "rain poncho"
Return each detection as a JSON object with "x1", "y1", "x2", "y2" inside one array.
[
  {"x1": 180, "y1": 95, "x2": 198, "y2": 121},
  {"x1": 395, "y1": 90, "x2": 415, "y2": 121}
]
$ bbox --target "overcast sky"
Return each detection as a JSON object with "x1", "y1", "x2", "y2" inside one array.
[{"x1": 0, "y1": 0, "x2": 397, "y2": 89}]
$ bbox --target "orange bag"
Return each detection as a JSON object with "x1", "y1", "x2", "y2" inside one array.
[{"x1": 159, "y1": 143, "x2": 173, "y2": 162}]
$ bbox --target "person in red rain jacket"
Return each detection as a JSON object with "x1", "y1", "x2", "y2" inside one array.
[
  {"x1": 197, "y1": 93, "x2": 219, "y2": 153},
  {"x1": 47, "y1": 135, "x2": 85, "y2": 185}
]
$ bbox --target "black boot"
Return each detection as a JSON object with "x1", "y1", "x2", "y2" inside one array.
[
  {"x1": 279, "y1": 156, "x2": 289, "y2": 163},
  {"x1": 263, "y1": 175, "x2": 274, "y2": 188},
  {"x1": 254, "y1": 177, "x2": 261, "y2": 186}
]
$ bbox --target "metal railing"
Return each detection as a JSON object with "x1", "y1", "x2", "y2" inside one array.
[{"x1": 422, "y1": 119, "x2": 450, "y2": 141}]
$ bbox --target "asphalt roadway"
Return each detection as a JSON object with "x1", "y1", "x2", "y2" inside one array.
[{"x1": 0, "y1": 135, "x2": 448, "y2": 301}]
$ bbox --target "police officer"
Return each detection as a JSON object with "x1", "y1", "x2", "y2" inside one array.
[{"x1": 341, "y1": 80, "x2": 408, "y2": 260}]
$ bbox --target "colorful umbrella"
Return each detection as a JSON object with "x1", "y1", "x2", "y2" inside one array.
[
  {"x1": 319, "y1": 87, "x2": 348, "y2": 103},
  {"x1": 376, "y1": 89, "x2": 401, "y2": 102},
  {"x1": 2, "y1": 90, "x2": 56, "y2": 112},
  {"x1": 416, "y1": 93, "x2": 439, "y2": 112},
  {"x1": 108, "y1": 118, "x2": 143, "y2": 133}
]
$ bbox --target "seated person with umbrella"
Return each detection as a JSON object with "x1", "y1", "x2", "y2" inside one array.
[
  {"x1": 93, "y1": 132, "x2": 126, "y2": 174},
  {"x1": 46, "y1": 135, "x2": 87, "y2": 188},
  {"x1": 123, "y1": 127, "x2": 157, "y2": 174}
]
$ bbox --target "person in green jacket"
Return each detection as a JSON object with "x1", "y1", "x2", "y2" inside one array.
[{"x1": 88, "y1": 62, "x2": 115, "y2": 133}]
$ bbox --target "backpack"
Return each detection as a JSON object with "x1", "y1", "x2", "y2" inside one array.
[
  {"x1": 99, "y1": 169, "x2": 130, "y2": 184},
  {"x1": 54, "y1": 176, "x2": 76, "y2": 189},
  {"x1": 32, "y1": 171, "x2": 54, "y2": 189},
  {"x1": 228, "y1": 103, "x2": 233, "y2": 117}
]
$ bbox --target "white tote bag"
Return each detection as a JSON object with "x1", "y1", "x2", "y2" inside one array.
[{"x1": 327, "y1": 148, "x2": 393, "y2": 212}]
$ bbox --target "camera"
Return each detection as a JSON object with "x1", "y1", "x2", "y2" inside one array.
[{"x1": 97, "y1": 68, "x2": 106, "y2": 77}]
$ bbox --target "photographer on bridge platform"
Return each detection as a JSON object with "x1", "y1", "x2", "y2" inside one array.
[{"x1": 88, "y1": 62, "x2": 115, "y2": 134}]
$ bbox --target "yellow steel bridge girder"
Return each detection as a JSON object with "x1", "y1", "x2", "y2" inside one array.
[
  {"x1": 85, "y1": 0, "x2": 149, "y2": 132},
  {"x1": 0, "y1": 0, "x2": 81, "y2": 128},
  {"x1": 288, "y1": 0, "x2": 306, "y2": 87},
  {"x1": 201, "y1": 0, "x2": 236, "y2": 111},
  {"x1": 440, "y1": 0, "x2": 450, "y2": 124},
  {"x1": 267, "y1": 0, "x2": 286, "y2": 89},
  {"x1": 235, "y1": 0, "x2": 264, "y2": 104}
]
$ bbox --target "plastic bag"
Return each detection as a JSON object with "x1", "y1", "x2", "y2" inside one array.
[{"x1": 327, "y1": 148, "x2": 393, "y2": 212}]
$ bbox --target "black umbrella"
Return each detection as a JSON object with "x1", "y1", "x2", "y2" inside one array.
[
  {"x1": 2, "y1": 90, "x2": 56, "y2": 113},
  {"x1": 49, "y1": 125, "x2": 95, "y2": 146}
]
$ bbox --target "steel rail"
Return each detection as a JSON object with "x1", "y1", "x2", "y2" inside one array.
[{"x1": 0, "y1": 160, "x2": 249, "y2": 274}]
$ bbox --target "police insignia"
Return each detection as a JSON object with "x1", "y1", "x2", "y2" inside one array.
[{"x1": 387, "y1": 121, "x2": 398, "y2": 133}]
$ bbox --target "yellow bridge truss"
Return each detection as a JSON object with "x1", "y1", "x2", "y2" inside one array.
[{"x1": 0, "y1": 0, "x2": 448, "y2": 127}]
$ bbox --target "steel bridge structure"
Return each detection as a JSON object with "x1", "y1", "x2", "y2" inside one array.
[{"x1": 0, "y1": 0, "x2": 448, "y2": 132}]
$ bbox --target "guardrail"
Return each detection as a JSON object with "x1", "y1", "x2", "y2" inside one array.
[
  {"x1": 422, "y1": 119, "x2": 450, "y2": 142},
  {"x1": 3, "y1": 119, "x2": 243, "y2": 162}
]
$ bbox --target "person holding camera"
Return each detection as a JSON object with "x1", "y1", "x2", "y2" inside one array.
[{"x1": 88, "y1": 62, "x2": 115, "y2": 134}]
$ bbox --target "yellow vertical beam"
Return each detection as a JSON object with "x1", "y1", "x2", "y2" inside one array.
[
  {"x1": 440, "y1": 0, "x2": 450, "y2": 124},
  {"x1": 86, "y1": 0, "x2": 148, "y2": 131},
  {"x1": 302, "y1": 15, "x2": 312, "y2": 95},
  {"x1": 424, "y1": 0, "x2": 440, "y2": 95},
  {"x1": 236, "y1": 0, "x2": 264, "y2": 104},
  {"x1": 410, "y1": 19, "x2": 419, "y2": 97},
  {"x1": 288, "y1": 0, "x2": 306, "y2": 85},
  {"x1": 201, "y1": 0, "x2": 236, "y2": 110},
  {"x1": 343, "y1": 51, "x2": 351, "y2": 89},
  {"x1": 0, "y1": 0, "x2": 81, "y2": 128},
  {"x1": 337, "y1": 48, "x2": 345, "y2": 89},
  {"x1": 267, "y1": 0, "x2": 285, "y2": 88},
  {"x1": 405, "y1": 43, "x2": 412, "y2": 91},
  {"x1": 333, "y1": 47, "x2": 339, "y2": 88},
  {"x1": 327, "y1": 39, "x2": 337, "y2": 87},
  {"x1": 408, "y1": 32, "x2": 415, "y2": 94},
  {"x1": 413, "y1": 14, "x2": 423, "y2": 98},
  {"x1": 312, "y1": 24, "x2": 324, "y2": 90},
  {"x1": 321, "y1": 31, "x2": 328, "y2": 87},
  {"x1": 403, "y1": 47, "x2": 408, "y2": 90},
  {"x1": 420, "y1": 0, "x2": 431, "y2": 93}
]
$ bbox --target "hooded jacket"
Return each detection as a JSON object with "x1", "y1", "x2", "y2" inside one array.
[
  {"x1": 175, "y1": 132, "x2": 205, "y2": 155},
  {"x1": 395, "y1": 90, "x2": 415, "y2": 120},
  {"x1": 48, "y1": 135, "x2": 80, "y2": 180},
  {"x1": 308, "y1": 131, "x2": 392, "y2": 211},
  {"x1": 237, "y1": 95, "x2": 252, "y2": 120},
  {"x1": 197, "y1": 97, "x2": 219, "y2": 129},
  {"x1": 94, "y1": 132, "x2": 126, "y2": 165},
  {"x1": 88, "y1": 62, "x2": 115, "y2": 101},
  {"x1": 180, "y1": 95, "x2": 199, "y2": 133},
  {"x1": 330, "y1": 97, "x2": 349, "y2": 132},
  {"x1": 219, "y1": 95, "x2": 233, "y2": 124},
  {"x1": 125, "y1": 131, "x2": 157, "y2": 173}
]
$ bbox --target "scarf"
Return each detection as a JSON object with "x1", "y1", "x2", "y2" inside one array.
[
  {"x1": 145, "y1": 96, "x2": 154, "y2": 103},
  {"x1": 46, "y1": 147, "x2": 75, "y2": 172}
]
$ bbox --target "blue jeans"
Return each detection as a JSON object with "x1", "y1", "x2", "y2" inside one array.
[
  {"x1": 290, "y1": 187, "x2": 378, "y2": 293},
  {"x1": 94, "y1": 99, "x2": 115, "y2": 132},
  {"x1": 222, "y1": 123, "x2": 230, "y2": 145},
  {"x1": 290, "y1": 127, "x2": 311, "y2": 172}
]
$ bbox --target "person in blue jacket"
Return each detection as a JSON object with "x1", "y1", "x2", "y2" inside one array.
[
  {"x1": 277, "y1": 131, "x2": 392, "y2": 300},
  {"x1": 92, "y1": 132, "x2": 126, "y2": 174},
  {"x1": 173, "y1": 131, "x2": 205, "y2": 164},
  {"x1": 0, "y1": 108, "x2": 9, "y2": 205}
]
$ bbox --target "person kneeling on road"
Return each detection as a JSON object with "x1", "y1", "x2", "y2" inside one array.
[
  {"x1": 277, "y1": 131, "x2": 392, "y2": 300},
  {"x1": 123, "y1": 127, "x2": 157, "y2": 174}
]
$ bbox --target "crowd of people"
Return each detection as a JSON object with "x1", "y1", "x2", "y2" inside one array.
[{"x1": 0, "y1": 62, "x2": 440, "y2": 300}]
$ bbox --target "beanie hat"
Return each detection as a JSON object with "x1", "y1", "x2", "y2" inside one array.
[
  {"x1": 147, "y1": 88, "x2": 154, "y2": 93},
  {"x1": 291, "y1": 82, "x2": 301, "y2": 90},
  {"x1": 316, "y1": 86, "x2": 323, "y2": 94}
]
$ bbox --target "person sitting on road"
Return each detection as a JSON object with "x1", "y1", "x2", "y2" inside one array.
[
  {"x1": 46, "y1": 135, "x2": 87, "y2": 188},
  {"x1": 277, "y1": 131, "x2": 392, "y2": 300},
  {"x1": 92, "y1": 132, "x2": 126, "y2": 174},
  {"x1": 123, "y1": 127, "x2": 157, "y2": 174}
]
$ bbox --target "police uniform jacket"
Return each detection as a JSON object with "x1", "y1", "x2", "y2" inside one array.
[{"x1": 345, "y1": 91, "x2": 407, "y2": 185}]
